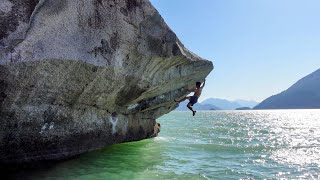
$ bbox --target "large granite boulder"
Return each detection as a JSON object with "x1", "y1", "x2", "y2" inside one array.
[{"x1": 0, "y1": 0, "x2": 213, "y2": 163}]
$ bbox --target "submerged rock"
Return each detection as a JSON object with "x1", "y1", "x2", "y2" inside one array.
[{"x1": 0, "y1": 0, "x2": 213, "y2": 163}]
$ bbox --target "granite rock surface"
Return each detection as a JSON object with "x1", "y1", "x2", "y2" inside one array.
[{"x1": 0, "y1": 0, "x2": 213, "y2": 163}]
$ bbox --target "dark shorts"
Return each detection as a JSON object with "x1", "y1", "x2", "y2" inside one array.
[{"x1": 189, "y1": 96, "x2": 198, "y2": 105}]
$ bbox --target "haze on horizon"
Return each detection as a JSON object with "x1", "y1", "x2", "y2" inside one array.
[{"x1": 150, "y1": 0, "x2": 320, "y2": 102}]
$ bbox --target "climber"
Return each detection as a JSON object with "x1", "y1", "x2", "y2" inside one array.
[{"x1": 174, "y1": 79, "x2": 205, "y2": 116}]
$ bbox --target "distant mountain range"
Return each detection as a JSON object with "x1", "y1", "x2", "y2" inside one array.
[
  {"x1": 175, "y1": 101, "x2": 221, "y2": 111},
  {"x1": 175, "y1": 98, "x2": 259, "y2": 111},
  {"x1": 235, "y1": 107, "x2": 251, "y2": 110},
  {"x1": 202, "y1": 98, "x2": 258, "y2": 110},
  {"x1": 201, "y1": 98, "x2": 242, "y2": 110},
  {"x1": 233, "y1": 100, "x2": 258, "y2": 109},
  {"x1": 254, "y1": 68, "x2": 320, "y2": 109}
]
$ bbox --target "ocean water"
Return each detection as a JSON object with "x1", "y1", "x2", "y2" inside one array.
[{"x1": 7, "y1": 110, "x2": 320, "y2": 179}]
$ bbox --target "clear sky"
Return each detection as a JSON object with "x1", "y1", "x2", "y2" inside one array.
[{"x1": 149, "y1": 0, "x2": 320, "y2": 102}]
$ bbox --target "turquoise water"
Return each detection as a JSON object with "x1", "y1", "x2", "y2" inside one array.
[{"x1": 9, "y1": 110, "x2": 320, "y2": 179}]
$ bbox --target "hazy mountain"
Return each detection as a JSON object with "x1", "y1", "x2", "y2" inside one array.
[
  {"x1": 201, "y1": 98, "x2": 242, "y2": 110},
  {"x1": 254, "y1": 68, "x2": 320, "y2": 109},
  {"x1": 235, "y1": 107, "x2": 251, "y2": 110},
  {"x1": 175, "y1": 98, "x2": 259, "y2": 110},
  {"x1": 175, "y1": 101, "x2": 221, "y2": 111},
  {"x1": 234, "y1": 100, "x2": 259, "y2": 108}
]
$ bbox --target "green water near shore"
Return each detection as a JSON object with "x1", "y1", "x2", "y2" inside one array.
[{"x1": 8, "y1": 110, "x2": 320, "y2": 179}]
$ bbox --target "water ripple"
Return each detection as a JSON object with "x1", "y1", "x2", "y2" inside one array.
[{"x1": 6, "y1": 110, "x2": 320, "y2": 180}]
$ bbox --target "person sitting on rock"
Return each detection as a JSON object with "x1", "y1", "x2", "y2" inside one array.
[{"x1": 174, "y1": 79, "x2": 205, "y2": 116}]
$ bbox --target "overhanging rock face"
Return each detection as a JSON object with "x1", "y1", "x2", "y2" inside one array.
[{"x1": 0, "y1": 0, "x2": 213, "y2": 163}]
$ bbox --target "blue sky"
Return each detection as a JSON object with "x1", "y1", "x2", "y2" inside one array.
[{"x1": 150, "y1": 0, "x2": 320, "y2": 102}]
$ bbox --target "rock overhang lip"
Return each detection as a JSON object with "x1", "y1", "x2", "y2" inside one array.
[{"x1": 122, "y1": 58, "x2": 214, "y2": 107}]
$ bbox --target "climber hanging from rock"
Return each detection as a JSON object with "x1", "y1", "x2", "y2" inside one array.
[{"x1": 174, "y1": 79, "x2": 206, "y2": 116}]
